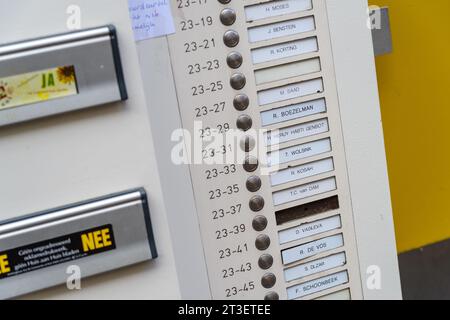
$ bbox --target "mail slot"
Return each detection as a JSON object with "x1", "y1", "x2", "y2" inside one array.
[
  {"x1": 0, "y1": 25, "x2": 127, "y2": 127},
  {"x1": 0, "y1": 189, "x2": 157, "y2": 299}
]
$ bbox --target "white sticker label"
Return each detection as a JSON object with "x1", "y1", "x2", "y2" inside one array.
[
  {"x1": 265, "y1": 118, "x2": 329, "y2": 146},
  {"x1": 284, "y1": 252, "x2": 347, "y2": 282},
  {"x1": 282, "y1": 234, "x2": 344, "y2": 265},
  {"x1": 128, "y1": 0, "x2": 175, "y2": 41},
  {"x1": 287, "y1": 271, "x2": 349, "y2": 299},
  {"x1": 273, "y1": 177, "x2": 337, "y2": 206},
  {"x1": 261, "y1": 98, "x2": 326, "y2": 127},
  {"x1": 245, "y1": 0, "x2": 313, "y2": 22},
  {"x1": 258, "y1": 78, "x2": 323, "y2": 106},
  {"x1": 271, "y1": 158, "x2": 334, "y2": 186},
  {"x1": 252, "y1": 37, "x2": 318, "y2": 64},
  {"x1": 248, "y1": 16, "x2": 315, "y2": 43},
  {"x1": 279, "y1": 215, "x2": 342, "y2": 245},
  {"x1": 267, "y1": 138, "x2": 331, "y2": 167}
]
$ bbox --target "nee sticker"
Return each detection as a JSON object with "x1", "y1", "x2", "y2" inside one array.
[{"x1": 0, "y1": 225, "x2": 116, "y2": 280}]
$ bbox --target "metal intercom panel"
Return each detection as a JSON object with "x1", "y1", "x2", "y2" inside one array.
[
  {"x1": 139, "y1": 0, "x2": 401, "y2": 300},
  {"x1": 167, "y1": 0, "x2": 362, "y2": 300},
  {"x1": 0, "y1": 0, "x2": 401, "y2": 300}
]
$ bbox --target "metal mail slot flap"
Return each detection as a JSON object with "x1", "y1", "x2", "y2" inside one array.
[
  {"x1": 0, "y1": 189, "x2": 157, "y2": 299},
  {"x1": 0, "y1": 25, "x2": 127, "y2": 127}
]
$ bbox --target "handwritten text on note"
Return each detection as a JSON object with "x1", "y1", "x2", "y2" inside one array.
[{"x1": 128, "y1": 0, "x2": 175, "y2": 41}]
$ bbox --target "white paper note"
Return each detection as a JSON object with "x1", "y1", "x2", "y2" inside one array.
[{"x1": 128, "y1": 0, "x2": 175, "y2": 41}]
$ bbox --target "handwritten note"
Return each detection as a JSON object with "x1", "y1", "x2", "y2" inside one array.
[{"x1": 128, "y1": 0, "x2": 175, "y2": 41}]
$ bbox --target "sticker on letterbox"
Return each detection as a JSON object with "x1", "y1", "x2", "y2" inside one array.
[{"x1": 0, "y1": 225, "x2": 116, "y2": 280}]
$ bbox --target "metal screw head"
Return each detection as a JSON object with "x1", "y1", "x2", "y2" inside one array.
[
  {"x1": 258, "y1": 254, "x2": 274, "y2": 270},
  {"x1": 227, "y1": 52, "x2": 243, "y2": 69},
  {"x1": 223, "y1": 30, "x2": 240, "y2": 47},
  {"x1": 240, "y1": 136, "x2": 255, "y2": 152},
  {"x1": 249, "y1": 195, "x2": 265, "y2": 212},
  {"x1": 243, "y1": 156, "x2": 258, "y2": 172},
  {"x1": 252, "y1": 215, "x2": 268, "y2": 232},
  {"x1": 255, "y1": 234, "x2": 271, "y2": 251},
  {"x1": 236, "y1": 114, "x2": 252, "y2": 131},
  {"x1": 261, "y1": 273, "x2": 277, "y2": 289},
  {"x1": 220, "y1": 8, "x2": 237, "y2": 26},
  {"x1": 218, "y1": 0, "x2": 231, "y2": 4},
  {"x1": 233, "y1": 94, "x2": 249, "y2": 111},
  {"x1": 264, "y1": 292, "x2": 280, "y2": 301},
  {"x1": 247, "y1": 176, "x2": 262, "y2": 192}
]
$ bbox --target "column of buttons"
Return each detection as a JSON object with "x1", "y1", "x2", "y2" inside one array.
[{"x1": 220, "y1": 0, "x2": 276, "y2": 299}]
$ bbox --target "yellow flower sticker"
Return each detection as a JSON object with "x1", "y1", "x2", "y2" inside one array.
[{"x1": 0, "y1": 65, "x2": 78, "y2": 111}]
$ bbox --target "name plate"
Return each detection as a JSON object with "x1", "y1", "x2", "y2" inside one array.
[
  {"x1": 279, "y1": 215, "x2": 342, "y2": 245},
  {"x1": 282, "y1": 234, "x2": 344, "y2": 265},
  {"x1": 258, "y1": 78, "x2": 323, "y2": 106},
  {"x1": 267, "y1": 138, "x2": 331, "y2": 167},
  {"x1": 252, "y1": 37, "x2": 318, "y2": 64},
  {"x1": 284, "y1": 252, "x2": 347, "y2": 282},
  {"x1": 315, "y1": 289, "x2": 351, "y2": 300},
  {"x1": 255, "y1": 58, "x2": 321, "y2": 85},
  {"x1": 248, "y1": 16, "x2": 315, "y2": 43},
  {"x1": 270, "y1": 158, "x2": 334, "y2": 186},
  {"x1": 287, "y1": 271, "x2": 349, "y2": 299},
  {"x1": 245, "y1": 0, "x2": 313, "y2": 22},
  {"x1": 261, "y1": 98, "x2": 326, "y2": 127},
  {"x1": 273, "y1": 177, "x2": 337, "y2": 206},
  {"x1": 266, "y1": 118, "x2": 329, "y2": 146}
]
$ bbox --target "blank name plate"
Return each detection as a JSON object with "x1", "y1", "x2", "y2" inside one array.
[
  {"x1": 287, "y1": 271, "x2": 349, "y2": 300},
  {"x1": 255, "y1": 58, "x2": 321, "y2": 85},
  {"x1": 0, "y1": 189, "x2": 157, "y2": 299},
  {"x1": 315, "y1": 289, "x2": 351, "y2": 300}
]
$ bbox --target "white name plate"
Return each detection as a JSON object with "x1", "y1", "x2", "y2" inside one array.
[
  {"x1": 248, "y1": 16, "x2": 315, "y2": 43},
  {"x1": 245, "y1": 0, "x2": 313, "y2": 22},
  {"x1": 266, "y1": 118, "x2": 329, "y2": 146},
  {"x1": 258, "y1": 78, "x2": 323, "y2": 106},
  {"x1": 287, "y1": 271, "x2": 349, "y2": 300},
  {"x1": 284, "y1": 252, "x2": 347, "y2": 282},
  {"x1": 271, "y1": 158, "x2": 334, "y2": 187},
  {"x1": 279, "y1": 215, "x2": 342, "y2": 245},
  {"x1": 315, "y1": 289, "x2": 351, "y2": 300},
  {"x1": 267, "y1": 138, "x2": 331, "y2": 167},
  {"x1": 252, "y1": 37, "x2": 318, "y2": 64},
  {"x1": 273, "y1": 177, "x2": 337, "y2": 206},
  {"x1": 282, "y1": 234, "x2": 344, "y2": 265},
  {"x1": 255, "y1": 58, "x2": 321, "y2": 85},
  {"x1": 261, "y1": 98, "x2": 326, "y2": 127}
]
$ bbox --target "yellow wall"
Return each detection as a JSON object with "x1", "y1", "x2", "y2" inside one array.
[{"x1": 369, "y1": 0, "x2": 450, "y2": 252}]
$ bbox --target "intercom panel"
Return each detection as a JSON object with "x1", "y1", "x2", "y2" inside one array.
[{"x1": 0, "y1": 0, "x2": 401, "y2": 300}]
